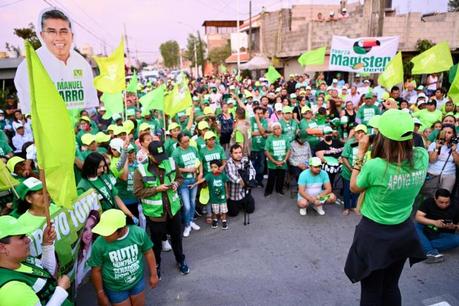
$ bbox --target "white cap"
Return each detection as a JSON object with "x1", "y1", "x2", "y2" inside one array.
[
  {"x1": 109, "y1": 138, "x2": 124, "y2": 152},
  {"x1": 274, "y1": 103, "x2": 283, "y2": 112}
]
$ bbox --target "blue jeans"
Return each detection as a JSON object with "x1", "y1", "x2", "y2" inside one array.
[
  {"x1": 180, "y1": 177, "x2": 198, "y2": 227},
  {"x1": 104, "y1": 276, "x2": 145, "y2": 304},
  {"x1": 342, "y1": 178, "x2": 358, "y2": 209},
  {"x1": 250, "y1": 150, "x2": 265, "y2": 184},
  {"x1": 415, "y1": 223, "x2": 459, "y2": 254}
]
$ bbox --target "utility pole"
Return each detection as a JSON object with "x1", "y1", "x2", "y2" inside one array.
[
  {"x1": 249, "y1": 0, "x2": 252, "y2": 57},
  {"x1": 377, "y1": 0, "x2": 385, "y2": 36},
  {"x1": 194, "y1": 40, "x2": 198, "y2": 78},
  {"x1": 236, "y1": 0, "x2": 240, "y2": 77},
  {"x1": 124, "y1": 23, "x2": 131, "y2": 71}
]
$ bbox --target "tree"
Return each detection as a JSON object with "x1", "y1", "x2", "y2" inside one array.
[
  {"x1": 13, "y1": 23, "x2": 41, "y2": 49},
  {"x1": 5, "y1": 43, "x2": 20, "y2": 57},
  {"x1": 448, "y1": 0, "x2": 459, "y2": 11},
  {"x1": 207, "y1": 41, "x2": 231, "y2": 65},
  {"x1": 159, "y1": 40, "x2": 180, "y2": 68},
  {"x1": 184, "y1": 33, "x2": 207, "y2": 74}
]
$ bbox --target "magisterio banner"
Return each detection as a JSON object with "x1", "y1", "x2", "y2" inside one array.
[{"x1": 328, "y1": 36, "x2": 400, "y2": 73}]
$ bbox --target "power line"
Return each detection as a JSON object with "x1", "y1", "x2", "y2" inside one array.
[{"x1": 0, "y1": 0, "x2": 26, "y2": 8}]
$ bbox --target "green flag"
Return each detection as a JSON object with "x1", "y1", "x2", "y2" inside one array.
[
  {"x1": 448, "y1": 65, "x2": 459, "y2": 105},
  {"x1": 264, "y1": 65, "x2": 281, "y2": 84},
  {"x1": 411, "y1": 42, "x2": 453, "y2": 75},
  {"x1": 298, "y1": 47, "x2": 326, "y2": 66},
  {"x1": 101, "y1": 92, "x2": 124, "y2": 119},
  {"x1": 449, "y1": 64, "x2": 458, "y2": 84},
  {"x1": 25, "y1": 41, "x2": 77, "y2": 208},
  {"x1": 378, "y1": 52, "x2": 403, "y2": 90},
  {"x1": 126, "y1": 71, "x2": 138, "y2": 93},
  {"x1": 0, "y1": 159, "x2": 18, "y2": 192},
  {"x1": 164, "y1": 74, "x2": 192, "y2": 116},
  {"x1": 139, "y1": 84, "x2": 165, "y2": 115}
]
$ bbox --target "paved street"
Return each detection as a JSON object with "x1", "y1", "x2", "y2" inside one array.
[{"x1": 76, "y1": 188, "x2": 459, "y2": 306}]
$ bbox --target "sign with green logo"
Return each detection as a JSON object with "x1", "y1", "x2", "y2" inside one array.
[{"x1": 329, "y1": 36, "x2": 399, "y2": 73}]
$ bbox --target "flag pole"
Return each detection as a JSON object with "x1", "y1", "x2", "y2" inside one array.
[
  {"x1": 123, "y1": 91, "x2": 128, "y2": 121},
  {"x1": 39, "y1": 169, "x2": 52, "y2": 228}
]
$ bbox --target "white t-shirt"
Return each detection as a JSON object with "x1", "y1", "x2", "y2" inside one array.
[
  {"x1": 14, "y1": 47, "x2": 99, "y2": 113},
  {"x1": 427, "y1": 143, "x2": 459, "y2": 176}
]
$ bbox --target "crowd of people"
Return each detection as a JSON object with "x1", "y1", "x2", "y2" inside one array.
[{"x1": 0, "y1": 8, "x2": 458, "y2": 306}]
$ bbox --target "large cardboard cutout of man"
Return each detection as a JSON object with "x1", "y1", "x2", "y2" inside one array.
[{"x1": 14, "y1": 8, "x2": 98, "y2": 113}]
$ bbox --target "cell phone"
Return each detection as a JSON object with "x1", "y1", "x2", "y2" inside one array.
[{"x1": 443, "y1": 219, "x2": 453, "y2": 224}]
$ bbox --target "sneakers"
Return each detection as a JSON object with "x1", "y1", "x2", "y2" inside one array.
[
  {"x1": 162, "y1": 240, "x2": 172, "y2": 252},
  {"x1": 299, "y1": 208, "x2": 307, "y2": 216},
  {"x1": 222, "y1": 220, "x2": 228, "y2": 230},
  {"x1": 335, "y1": 198, "x2": 344, "y2": 206},
  {"x1": 425, "y1": 249, "x2": 444, "y2": 263},
  {"x1": 156, "y1": 265, "x2": 161, "y2": 280},
  {"x1": 177, "y1": 261, "x2": 190, "y2": 275},
  {"x1": 183, "y1": 226, "x2": 191, "y2": 237},
  {"x1": 211, "y1": 219, "x2": 218, "y2": 229},
  {"x1": 312, "y1": 205, "x2": 325, "y2": 216},
  {"x1": 190, "y1": 221, "x2": 201, "y2": 231}
]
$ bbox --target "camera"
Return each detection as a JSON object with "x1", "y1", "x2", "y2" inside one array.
[
  {"x1": 238, "y1": 160, "x2": 257, "y2": 189},
  {"x1": 451, "y1": 137, "x2": 459, "y2": 145}
]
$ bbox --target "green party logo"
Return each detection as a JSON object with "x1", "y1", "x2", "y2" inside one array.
[
  {"x1": 353, "y1": 39, "x2": 381, "y2": 55},
  {"x1": 73, "y1": 69, "x2": 83, "y2": 78}
]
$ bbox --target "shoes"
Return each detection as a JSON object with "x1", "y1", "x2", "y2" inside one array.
[
  {"x1": 335, "y1": 198, "x2": 344, "y2": 205},
  {"x1": 264, "y1": 192, "x2": 272, "y2": 198},
  {"x1": 312, "y1": 205, "x2": 325, "y2": 216},
  {"x1": 342, "y1": 209, "x2": 350, "y2": 216},
  {"x1": 211, "y1": 219, "x2": 218, "y2": 229},
  {"x1": 263, "y1": 174, "x2": 268, "y2": 179},
  {"x1": 299, "y1": 208, "x2": 307, "y2": 216},
  {"x1": 162, "y1": 240, "x2": 172, "y2": 252},
  {"x1": 177, "y1": 261, "x2": 190, "y2": 275},
  {"x1": 277, "y1": 191, "x2": 285, "y2": 196},
  {"x1": 425, "y1": 249, "x2": 444, "y2": 264},
  {"x1": 183, "y1": 226, "x2": 191, "y2": 237},
  {"x1": 156, "y1": 265, "x2": 161, "y2": 280},
  {"x1": 194, "y1": 209, "x2": 202, "y2": 217},
  {"x1": 190, "y1": 221, "x2": 201, "y2": 231},
  {"x1": 222, "y1": 220, "x2": 228, "y2": 230}
]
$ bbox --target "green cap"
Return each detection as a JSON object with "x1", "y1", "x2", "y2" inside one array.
[
  {"x1": 6, "y1": 156, "x2": 25, "y2": 173},
  {"x1": 15, "y1": 177, "x2": 43, "y2": 200},
  {"x1": 139, "y1": 122, "x2": 151, "y2": 132},
  {"x1": 81, "y1": 133, "x2": 96, "y2": 146},
  {"x1": 113, "y1": 126, "x2": 127, "y2": 136},
  {"x1": 289, "y1": 93, "x2": 297, "y2": 99},
  {"x1": 368, "y1": 115, "x2": 381, "y2": 129},
  {"x1": 364, "y1": 92, "x2": 373, "y2": 99},
  {"x1": 301, "y1": 106, "x2": 311, "y2": 113},
  {"x1": 197, "y1": 121, "x2": 209, "y2": 130},
  {"x1": 0, "y1": 216, "x2": 36, "y2": 239},
  {"x1": 168, "y1": 122, "x2": 181, "y2": 131},
  {"x1": 123, "y1": 120, "x2": 135, "y2": 134},
  {"x1": 126, "y1": 108, "x2": 136, "y2": 117},
  {"x1": 204, "y1": 131, "x2": 217, "y2": 140},
  {"x1": 323, "y1": 126, "x2": 333, "y2": 134},
  {"x1": 378, "y1": 109, "x2": 414, "y2": 141},
  {"x1": 354, "y1": 124, "x2": 368, "y2": 134},
  {"x1": 282, "y1": 106, "x2": 293, "y2": 113},
  {"x1": 309, "y1": 157, "x2": 322, "y2": 167},
  {"x1": 92, "y1": 209, "x2": 126, "y2": 236},
  {"x1": 95, "y1": 132, "x2": 111, "y2": 144}
]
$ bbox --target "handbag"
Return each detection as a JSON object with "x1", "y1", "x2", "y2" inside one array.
[{"x1": 421, "y1": 149, "x2": 452, "y2": 199}]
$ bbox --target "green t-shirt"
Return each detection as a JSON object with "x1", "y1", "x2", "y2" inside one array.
[
  {"x1": 413, "y1": 109, "x2": 443, "y2": 129},
  {"x1": 195, "y1": 136, "x2": 206, "y2": 151},
  {"x1": 340, "y1": 138, "x2": 359, "y2": 181},
  {"x1": 204, "y1": 172, "x2": 228, "y2": 204},
  {"x1": 172, "y1": 146, "x2": 199, "y2": 179},
  {"x1": 264, "y1": 134, "x2": 290, "y2": 169},
  {"x1": 77, "y1": 175, "x2": 118, "y2": 211},
  {"x1": 141, "y1": 118, "x2": 161, "y2": 134},
  {"x1": 17, "y1": 204, "x2": 60, "y2": 230},
  {"x1": 299, "y1": 119, "x2": 320, "y2": 149},
  {"x1": 0, "y1": 140, "x2": 13, "y2": 156},
  {"x1": 250, "y1": 117, "x2": 268, "y2": 152},
  {"x1": 112, "y1": 162, "x2": 138, "y2": 204},
  {"x1": 279, "y1": 119, "x2": 298, "y2": 143},
  {"x1": 357, "y1": 147, "x2": 428, "y2": 225},
  {"x1": 87, "y1": 225, "x2": 153, "y2": 291},
  {"x1": 164, "y1": 137, "x2": 178, "y2": 157},
  {"x1": 199, "y1": 145, "x2": 226, "y2": 174},
  {"x1": 357, "y1": 104, "x2": 380, "y2": 125}
]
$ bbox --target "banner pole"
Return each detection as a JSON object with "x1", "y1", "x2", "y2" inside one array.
[{"x1": 39, "y1": 169, "x2": 51, "y2": 228}]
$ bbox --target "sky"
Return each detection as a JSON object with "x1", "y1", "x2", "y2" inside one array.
[{"x1": 0, "y1": 0, "x2": 448, "y2": 63}]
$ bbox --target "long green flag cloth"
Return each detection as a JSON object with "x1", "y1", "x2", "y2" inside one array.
[
  {"x1": 101, "y1": 92, "x2": 124, "y2": 120},
  {"x1": 298, "y1": 47, "x2": 326, "y2": 66},
  {"x1": 164, "y1": 74, "x2": 192, "y2": 116},
  {"x1": 126, "y1": 70, "x2": 138, "y2": 93},
  {"x1": 0, "y1": 159, "x2": 19, "y2": 192},
  {"x1": 411, "y1": 42, "x2": 453, "y2": 75},
  {"x1": 378, "y1": 52, "x2": 403, "y2": 90},
  {"x1": 25, "y1": 41, "x2": 77, "y2": 208},
  {"x1": 265, "y1": 65, "x2": 281, "y2": 84},
  {"x1": 448, "y1": 65, "x2": 459, "y2": 106},
  {"x1": 139, "y1": 84, "x2": 165, "y2": 116}
]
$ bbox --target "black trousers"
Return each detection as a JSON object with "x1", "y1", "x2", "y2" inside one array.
[
  {"x1": 147, "y1": 213, "x2": 185, "y2": 267},
  {"x1": 265, "y1": 168, "x2": 286, "y2": 195},
  {"x1": 227, "y1": 193, "x2": 255, "y2": 217},
  {"x1": 360, "y1": 259, "x2": 405, "y2": 306}
]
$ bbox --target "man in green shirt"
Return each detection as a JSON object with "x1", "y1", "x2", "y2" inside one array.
[
  {"x1": 299, "y1": 106, "x2": 322, "y2": 150},
  {"x1": 88, "y1": 209, "x2": 158, "y2": 306},
  {"x1": 357, "y1": 93, "x2": 381, "y2": 126},
  {"x1": 279, "y1": 106, "x2": 299, "y2": 143},
  {"x1": 250, "y1": 106, "x2": 268, "y2": 187}
]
